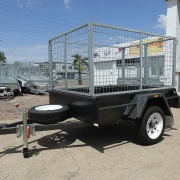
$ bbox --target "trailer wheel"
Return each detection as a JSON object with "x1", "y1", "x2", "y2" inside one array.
[
  {"x1": 138, "y1": 106, "x2": 165, "y2": 145},
  {"x1": 23, "y1": 148, "x2": 29, "y2": 158},
  {"x1": 28, "y1": 104, "x2": 70, "y2": 124}
]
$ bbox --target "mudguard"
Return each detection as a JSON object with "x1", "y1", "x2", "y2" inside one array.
[{"x1": 124, "y1": 93, "x2": 174, "y2": 126}]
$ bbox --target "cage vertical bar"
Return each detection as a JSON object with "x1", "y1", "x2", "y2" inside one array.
[
  {"x1": 144, "y1": 44, "x2": 148, "y2": 84},
  {"x1": 64, "y1": 34, "x2": 68, "y2": 89},
  {"x1": 88, "y1": 22, "x2": 94, "y2": 96},
  {"x1": 122, "y1": 48, "x2": 125, "y2": 83}
]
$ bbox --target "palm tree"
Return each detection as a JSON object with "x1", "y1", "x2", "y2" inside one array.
[
  {"x1": 0, "y1": 52, "x2": 6, "y2": 63},
  {"x1": 72, "y1": 54, "x2": 88, "y2": 85}
]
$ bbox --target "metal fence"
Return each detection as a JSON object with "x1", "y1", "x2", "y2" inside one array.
[
  {"x1": 0, "y1": 63, "x2": 18, "y2": 90},
  {"x1": 0, "y1": 62, "x2": 50, "y2": 84},
  {"x1": 49, "y1": 22, "x2": 177, "y2": 96}
]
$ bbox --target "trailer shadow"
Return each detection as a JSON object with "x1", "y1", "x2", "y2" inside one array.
[
  {"x1": 18, "y1": 122, "x2": 137, "y2": 157},
  {"x1": 37, "y1": 123, "x2": 136, "y2": 154},
  {"x1": 0, "y1": 122, "x2": 174, "y2": 158},
  {"x1": 34, "y1": 121, "x2": 167, "y2": 155}
]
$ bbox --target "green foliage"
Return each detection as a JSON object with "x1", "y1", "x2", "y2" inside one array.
[
  {"x1": 0, "y1": 52, "x2": 6, "y2": 63},
  {"x1": 72, "y1": 54, "x2": 88, "y2": 71},
  {"x1": 72, "y1": 54, "x2": 88, "y2": 85},
  {"x1": 14, "y1": 61, "x2": 22, "y2": 65}
]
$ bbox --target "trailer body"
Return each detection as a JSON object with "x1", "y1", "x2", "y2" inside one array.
[{"x1": 49, "y1": 87, "x2": 179, "y2": 126}]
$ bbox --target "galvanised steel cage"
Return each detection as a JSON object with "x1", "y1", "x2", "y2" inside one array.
[{"x1": 48, "y1": 22, "x2": 177, "y2": 96}]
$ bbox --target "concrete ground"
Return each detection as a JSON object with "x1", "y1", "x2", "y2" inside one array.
[{"x1": 0, "y1": 94, "x2": 180, "y2": 180}]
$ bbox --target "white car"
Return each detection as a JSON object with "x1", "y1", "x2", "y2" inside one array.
[
  {"x1": 74, "y1": 73, "x2": 89, "y2": 80},
  {"x1": 0, "y1": 87, "x2": 11, "y2": 97},
  {"x1": 53, "y1": 74, "x2": 63, "y2": 80}
]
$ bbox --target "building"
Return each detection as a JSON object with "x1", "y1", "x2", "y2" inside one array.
[
  {"x1": 93, "y1": 36, "x2": 172, "y2": 87},
  {"x1": 54, "y1": 62, "x2": 77, "y2": 79},
  {"x1": 165, "y1": 0, "x2": 180, "y2": 91}
]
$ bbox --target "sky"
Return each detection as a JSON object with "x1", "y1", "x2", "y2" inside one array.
[{"x1": 0, "y1": 0, "x2": 168, "y2": 62}]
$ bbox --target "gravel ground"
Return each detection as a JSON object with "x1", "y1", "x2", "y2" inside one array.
[{"x1": 0, "y1": 95, "x2": 180, "y2": 180}]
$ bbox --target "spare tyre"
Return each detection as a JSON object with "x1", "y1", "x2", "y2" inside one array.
[
  {"x1": 70, "y1": 101, "x2": 97, "y2": 117},
  {"x1": 28, "y1": 104, "x2": 70, "y2": 124}
]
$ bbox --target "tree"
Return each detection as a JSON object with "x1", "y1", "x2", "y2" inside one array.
[
  {"x1": 72, "y1": 54, "x2": 88, "y2": 85},
  {"x1": 0, "y1": 52, "x2": 6, "y2": 63}
]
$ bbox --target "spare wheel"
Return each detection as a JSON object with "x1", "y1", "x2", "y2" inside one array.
[{"x1": 28, "y1": 104, "x2": 70, "y2": 124}]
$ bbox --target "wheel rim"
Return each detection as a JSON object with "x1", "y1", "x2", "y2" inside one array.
[
  {"x1": 35, "y1": 105, "x2": 63, "y2": 111},
  {"x1": 146, "y1": 112, "x2": 163, "y2": 140}
]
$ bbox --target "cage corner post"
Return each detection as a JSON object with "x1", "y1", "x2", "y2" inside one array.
[
  {"x1": 88, "y1": 22, "x2": 94, "y2": 96},
  {"x1": 48, "y1": 40, "x2": 53, "y2": 89},
  {"x1": 139, "y1": 33, "x2": 143, "y2": 90}
]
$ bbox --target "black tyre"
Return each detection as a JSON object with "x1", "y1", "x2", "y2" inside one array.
[
  {"x1": 70, "y1": 101, "x2": 97, "y2": 117},
  {"x1": 13, "y1": 89, "x2": 20, "y2": 97},
  {"x1": 138, "y1": 106, "x2": 165, "y2": 145},
  {"x1": 18, "y1": 81, "x2": 26, "y2": 93},
  {"x1": 23, "y1": 148, "x2": 29, "y2": 158},
  {"x1": 28, "y1": 104, "x2": 70, "y2": 124}
]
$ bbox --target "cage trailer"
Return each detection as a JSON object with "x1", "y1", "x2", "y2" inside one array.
[{"x1": 0, "y1": 22, "x2": 180, "y2": 158}]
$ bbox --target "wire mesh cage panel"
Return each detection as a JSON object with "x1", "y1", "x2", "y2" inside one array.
[
  {"x1": 49, "y1": 24, "x2": 90, "y2": 94},
  {"x1": 49, "y1": 22, "x2": 176, "y2": 96}
]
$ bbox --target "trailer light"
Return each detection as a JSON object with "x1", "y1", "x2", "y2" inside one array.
[
  {"x1": 26, "y1": 126, "x2": 30, "y2": 139},
  {"x1": 154, "y1": 95, "x2": 159, "y2": 98}
]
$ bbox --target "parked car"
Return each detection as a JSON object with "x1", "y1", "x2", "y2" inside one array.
[
  {"x1": 53, "y1": 74, "x2": 63, "y2": 80},
  {"x1": 74, "y1": 73, "x2": 89, "y2": 80},
  {"x1": 0, "y1": 87, "x2": 14, "y2": 99}
]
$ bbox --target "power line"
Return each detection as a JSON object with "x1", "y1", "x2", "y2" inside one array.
[
  {"x1": 0, "y1": 19, "x2": 57, "y2": 33},
  {"x1": 0, "y1": 24, "x2": 48, "y2": 37},
  {"x1": 0, "y1": 25, "x2": 47, "y2": 37},
  {"x1": 0, "y1": 3, "x2": 78, "y2": 25},
  {"x1": 0, "y1": 7, "x2": 74, "y2": 28},
  {"x1": 0, "y1": 11, "x2": 71, "y2": 29},
  {"x1": 0, "y1": 22, "x2": 49, "y2": 35}
]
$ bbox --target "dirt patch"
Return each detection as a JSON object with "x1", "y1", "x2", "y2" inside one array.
[{"x1": 0, "y1": 94, "x2": 49, "y2": 122}]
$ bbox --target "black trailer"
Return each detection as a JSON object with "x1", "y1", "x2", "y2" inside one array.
[
  {"x1": 0, "y1": 22, "x2": 180, "y2": 158},
  {"x1": 47, "y1": 86, "x2": 180, "y2": 144}
]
